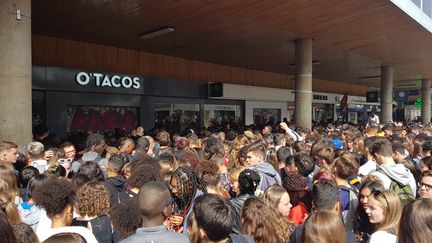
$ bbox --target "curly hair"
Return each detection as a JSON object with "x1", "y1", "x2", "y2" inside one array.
[
  {"x1": 125, "y1": 159, "x2": 162, "y2": 188},
  {"x1": 179, "y1": 150, "x2": 201, "y2": 169},
  {"x1": 76, "y1": 181, "x2": 110, "y2": 217},
  {"x1": 156, "y1": 131, "x2": 171, "y2": 147},
  {"x1": 196, "y1": 160, "x2": 221, "y2": 188},
  {"x1": 109, "y1": 203, "x2": 142, "y2": 239},
  {"x1": 241, "y1": 197, "x2": 279, "y2": 243},
  {"x1": 262, "y1": 186, "x2": 295, "y2": 242},
  {"x1": 32, "y1": 178, "x2": 76, "y2": 218}
]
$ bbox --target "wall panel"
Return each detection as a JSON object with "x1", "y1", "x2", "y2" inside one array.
[{"x1": 32, "y1": 35, "x2": 369, "y2": 96}]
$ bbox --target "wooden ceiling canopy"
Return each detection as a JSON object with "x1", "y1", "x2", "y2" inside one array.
[{"x1": 32, "y1": 0, "x2": 432, "y2": 88}]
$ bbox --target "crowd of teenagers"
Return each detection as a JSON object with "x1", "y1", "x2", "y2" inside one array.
[{"x1": 1, "y1": 119, "x2": 432, "y2": 243}]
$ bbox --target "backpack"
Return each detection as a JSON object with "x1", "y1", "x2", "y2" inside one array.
[
  {"x1": 339, "y1": 185, "x2": 358, "y2": 231},
  {"x1": 376, "y1": 168, "x2": 415, "y2": 205}
]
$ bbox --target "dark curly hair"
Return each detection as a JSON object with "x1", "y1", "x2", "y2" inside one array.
[
  {"x1": 76, "y1": 181, "x2": 110, "y2": 217},
  {"x1": 125, "y1": 159, "x2": 162, "y2": 188},
  {"x1": 109, "y1": 203, "x2": 142, "y2": 239},
  {"x1": 238, "y1": 169, "x2": 260, "y2": 195},
  {"x1": 196, "y1": 160, "x2": 221, "y2": 188},
  {"x1": 32, "y1": 178, "x2": 76, "y2": 218}
]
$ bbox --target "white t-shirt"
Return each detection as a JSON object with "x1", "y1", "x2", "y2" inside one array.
[
  {"x1": 31, "y1": 159, "x2": 48, "y2": 174},
  {"x1": 369, "y1": 230, "x2": 396, "y2": 243},
  {"x1": 37, "y1": 226, "x2": 98, "y2": 243},
  {"x1": 358, "y1": 160, "x2": 377, "y2": 176}
]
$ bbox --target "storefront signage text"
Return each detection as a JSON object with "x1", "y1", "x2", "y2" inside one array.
[
  {"x1": 75, "y1": 72, "x2": 141, "y2": 89},
  {"x1": 313, "y1": 95, "x2": 328, "y2": 100}
]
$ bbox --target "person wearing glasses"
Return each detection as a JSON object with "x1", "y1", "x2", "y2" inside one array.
[
  {"x1": 60, "y1": 142, "x2": 77, "y2": 160},
  {"x1": 365, "y1": 189, "x2": 402, "y2": 243},
  {"x1": 418, "y1": 170, "x2": 432, "y2": 198},
  {"x1": 119, "y1": 181, "x2": 189, "y2": 243}
]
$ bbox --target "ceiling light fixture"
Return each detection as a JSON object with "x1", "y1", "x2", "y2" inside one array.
[
  {"x1": 140, "y1": 26, "x2": 175, "y2": 39},
  {"x1": 358, "y1": 75, "x2": 381, "y2": 80}
]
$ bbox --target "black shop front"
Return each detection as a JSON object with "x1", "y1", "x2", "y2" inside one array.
[{"x1": 32, "y1": 66, "x2": 244, "y2": 137}]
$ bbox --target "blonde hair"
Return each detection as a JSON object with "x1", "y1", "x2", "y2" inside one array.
[
  {"x1": 229, "y1": 166, "x2": 245, "y2": 182},
  {"x1": 0, "y1": 179, "x2": 21, "y2": 223},
  {"x1": 303, "y1": 210, "x2": 345, "y2": 243},
  {"x1": 262, "y1": 186, "x2": 295, "y2": 242},
  {"x1": 368, "y1": 189, "x2": 402, "y2": 233}
]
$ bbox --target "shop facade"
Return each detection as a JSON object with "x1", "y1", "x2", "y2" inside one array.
[{"x1": 32, "y1": 66, "x2": 244, "y2": 136}]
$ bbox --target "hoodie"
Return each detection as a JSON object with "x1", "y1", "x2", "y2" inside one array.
[
  {"x1": 103, "y1": 175, "x2": 126, "y2": 206},
  {"x1": 371, "y1": 164, "x2": 416, "y2": 194},
  {"x1": 18, "y1": 202, "x2": 43, "y2": 231},
  {"x1": 251, "y1": 162, "x2": 282, "y2": 192}
]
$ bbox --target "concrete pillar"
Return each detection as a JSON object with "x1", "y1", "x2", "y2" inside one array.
[
  {"x1": 294, "y1": 38, "x2": 313, "y2": 130},
  {"x1": 0, "y1": 0, "x2": 32, "y2": 146},
  {"x1": 380, "y1": 66, "x2": 393, "y2": 123},
  {"x1": 422, "y1": 79, "x2": 431, "y2": 125}
]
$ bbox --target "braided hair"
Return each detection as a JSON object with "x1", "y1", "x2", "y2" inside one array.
[
  {"x1": 283, "y1": 173, "x2": 307, "y2": 206},
  {"x1": 171, "y1": 166, "x2": 206, "y2": 213}
]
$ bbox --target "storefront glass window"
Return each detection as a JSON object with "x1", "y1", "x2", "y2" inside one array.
[
  {"x1": 32, "y1": 91, "x2": 45, "y2": 127},
  {"x1": 204, "y1": 104, "x2": 242, "y2": 130},
  {"x1": 154, "y1": 103, "x2": 200, "y2": 133},
  {"x1": 66, "y1": 106, "x2": 138, "y2": 133}
]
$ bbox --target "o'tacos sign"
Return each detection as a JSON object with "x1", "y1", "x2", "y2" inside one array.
[{"x1": 75, "y1": 72, "x2": 141, "y2": 89}]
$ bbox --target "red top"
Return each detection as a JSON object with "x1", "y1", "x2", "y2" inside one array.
[{"x1": 289, "y1": 202, "x2": 309, "y2": 225}]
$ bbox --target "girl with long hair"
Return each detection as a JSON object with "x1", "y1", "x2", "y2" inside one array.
[
  {"x1": 365, "y1": 189, "x2": 402, "y2": 243},
  {"x1": 302, "y1": 210, "x2": 346, "y2": 243},
  {"x1": 398, "y1": 198, "x2": 432, "y2": 243},
  {"x1": 262, "y1": 186, "x2": 295, "y2": 242},
  {"x1": 0, "y1": 164, "x2": 21, "y2": 205},
  {"x1": 241, "y1": 197, "x2": 279, "y2": 243},
  {"x1": 355, "y1": 177, "x2": 384, "y2": 242},
  {"x1": 0, "y1": 179, "x2": 21, "y2": 224}
]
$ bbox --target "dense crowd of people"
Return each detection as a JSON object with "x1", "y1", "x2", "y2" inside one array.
[{"x1": 1, "y1": 118, "x2": 432, "y2": 243}]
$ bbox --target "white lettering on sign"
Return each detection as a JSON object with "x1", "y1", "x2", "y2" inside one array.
[
  {"x1": 75, "y1": 72, "x2": 141, "y2": 89},
  {"x1": 76, "y1": 72, "x2": 90, "y2": 85}
]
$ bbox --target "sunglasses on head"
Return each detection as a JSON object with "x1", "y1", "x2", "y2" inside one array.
[
  {"x1": 58, "y1": 158, "x2": 73, "y2": 164},
  {"x1": 371, "y1": 188, "x2": 389, "y2": 206}
]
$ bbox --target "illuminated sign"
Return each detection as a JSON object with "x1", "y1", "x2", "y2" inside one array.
[{"x1": 75, "y1": 72, "x2": 141, "y2": 89}]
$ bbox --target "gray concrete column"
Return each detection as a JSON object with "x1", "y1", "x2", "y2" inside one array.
[
  {"x1": 422, "y1": 79, "x2": 431, "y2": 125},
  {"x1": 380, "y1": 66, "x2": 393, "y2": 123},
  {"x1": 0, "y1": 0, "x2": 32, "y2": 145},
  {"x1": 294, "y1": 38, "x2": 313, "y2": 130}
]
